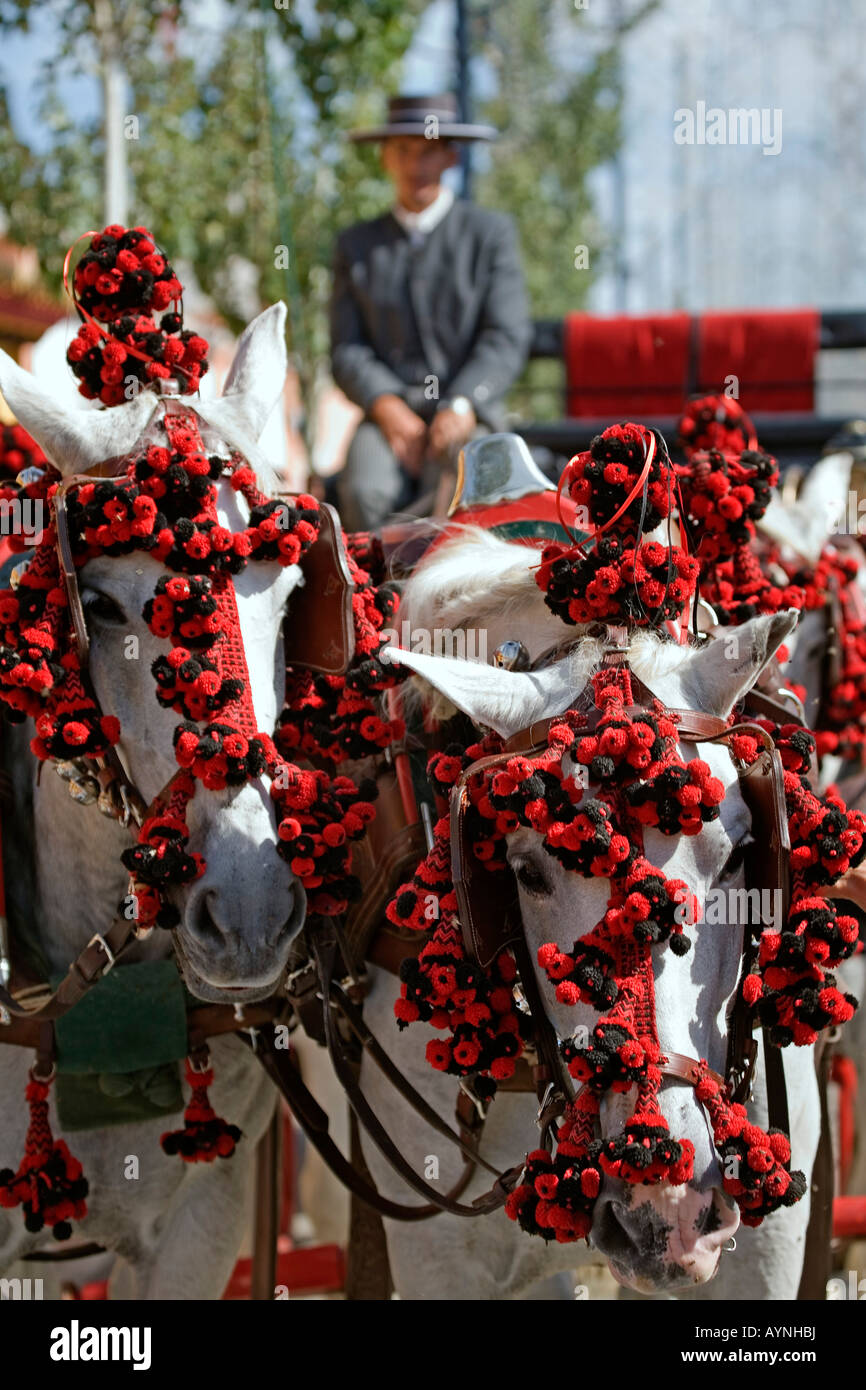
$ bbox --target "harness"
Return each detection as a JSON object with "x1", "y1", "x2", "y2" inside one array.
[
  {"x1": 0, "y1": 433, "x2": 356, "y2": 1031},
  {"x1": 0, "y1": 409, "x2": 845, "y2": 1286},
  {"x1": 449, "y1": 648, "x2": 791, "y2": 1126},
  {"x1": 258, "y1": 635, "x2": 804, "y2": 1239}
]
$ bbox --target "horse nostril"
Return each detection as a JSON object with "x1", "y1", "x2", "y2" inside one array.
[
  {"x1": 592, "y1": 1199, "x2": 636, "y2": 1264},
  {"x1": 195, "y1": 892, "x2": 226, "y2": 946}
]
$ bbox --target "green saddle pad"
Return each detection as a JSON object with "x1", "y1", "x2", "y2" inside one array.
[
  {"x1": 56, "y1": 1067, "x2": 183, "y2": 1132},
  {"x1": 52, "y1": 959, "x2": 188, "y2": 1131}
]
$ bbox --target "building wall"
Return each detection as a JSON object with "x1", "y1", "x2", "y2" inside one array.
[{"x1": 588, "y1": 0, "x2": 866, "y2": 318}]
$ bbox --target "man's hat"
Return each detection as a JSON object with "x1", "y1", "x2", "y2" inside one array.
[{"x1": 348, "y1": 94, "x2": 497, "y2": 144}]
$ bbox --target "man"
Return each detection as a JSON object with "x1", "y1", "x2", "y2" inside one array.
[{"x1": 330, "y1": 94, "x2": 532, "y2": 531}]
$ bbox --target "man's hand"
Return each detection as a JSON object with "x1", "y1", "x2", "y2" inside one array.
[
  {"x1": 369, "y1": 393, "x2": 428, "y2": 476},
  {"x1": 428, "y1": 403, "x2": 477, "y2": 462}
]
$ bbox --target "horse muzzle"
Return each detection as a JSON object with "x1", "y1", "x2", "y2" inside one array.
[
  {"x1": 174, "y1": 874, "x2": 306, "y2": 1003},
  {"x1": 591, "y1": 1180, "x2": 740, "y2": 1292}
]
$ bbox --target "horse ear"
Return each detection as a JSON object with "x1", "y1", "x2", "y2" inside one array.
[
  {"x1": 681, "y1": 609, "x2": 800, "y2": 718},
  {"x1": 381, "y1": 645, "x2": 575, "y2": 740},
  {"x1": 760, "y1": 450, "x2": 853, "y2": 565},
  {"x1": 0, "y1": 347, "x2": 158, "y2": 476},
  {"x1": 209, "y1": 302, "x2": 288, "y2": 442}
]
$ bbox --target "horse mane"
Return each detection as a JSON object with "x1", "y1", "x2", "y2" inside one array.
[{"x1": 399, "y1": 526, "x2": 695, "y2": 721}]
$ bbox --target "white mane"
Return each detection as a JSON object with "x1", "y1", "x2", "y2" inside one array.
[{"x1": 399, "y1": 526, "x2": 695, "y2": 719}]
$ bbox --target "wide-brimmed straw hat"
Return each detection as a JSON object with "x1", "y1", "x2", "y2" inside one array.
[{"x1": 348, "y1": 93, "x2": 497, "y2": 143}]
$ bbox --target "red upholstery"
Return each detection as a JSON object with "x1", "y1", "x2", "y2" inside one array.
[
  {"x1": 698, "y1": 309, "x2": 818, "y2": 412},
  {"x1": 564, "y1": 312, "x2": 690, "y2": 417},
  {"x1": 563, "y1": 308, "x2": 820, "y2": 417}
]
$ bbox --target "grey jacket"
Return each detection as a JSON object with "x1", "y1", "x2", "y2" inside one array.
[{"x1": 329, "y1": 200, "x2": 531, "y2": 427}]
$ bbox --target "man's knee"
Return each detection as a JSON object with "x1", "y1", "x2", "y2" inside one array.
[{"x1": 337, "y1": 422, "x2": 406, "y2": 530}]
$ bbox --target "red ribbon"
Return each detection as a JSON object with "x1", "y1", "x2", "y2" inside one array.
[{"x1": 63, "y1": 230, "x2": 192, "y2": 386}]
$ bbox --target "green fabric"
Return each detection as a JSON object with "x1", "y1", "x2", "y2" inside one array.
[
  {"x1": 50, "y1": 959, "x2": 189, "y2": 1131},
  {"x1": 53, "y1": 959, "x2": 189, "y2": 1074},
  {"x1": 490, "y1": 519, "x2": 591, "y2": 544},
  {"x1": 56, "y1": 1066, "x2": 183, "y2": 1132}
]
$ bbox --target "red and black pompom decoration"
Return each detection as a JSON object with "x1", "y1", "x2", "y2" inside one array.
[
  {"x1": 536, "y1": 423, "x2": 699, "y2": 630},
  {"x1": 65, "y1": 225, "x2": 209, "y2": 404},
  {"x1": 0, "y1": 1072, "x2": 89, "y2": 1239}
]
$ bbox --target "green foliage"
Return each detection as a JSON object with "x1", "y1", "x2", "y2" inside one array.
[
  {"x1": 475, "y1": 2, "x2": 622, "y2": 320},
  {"x1": 0, "y1": 0, "x2": 647, "y2": 425}
]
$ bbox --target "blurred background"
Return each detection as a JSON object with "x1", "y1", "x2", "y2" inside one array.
[{"x1": 0, "y1": 0, "x2": 864, "y2": 481}]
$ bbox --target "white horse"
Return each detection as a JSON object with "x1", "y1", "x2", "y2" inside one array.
[
  {"x1": 760, "y1": 445, "x2": 866, "y2": 740},
  {"x1": 0, "y1": 305, "x2": 308, "y2": 1297},
  {"x1": 348, "y1": 528, "x2": 819, "y2": 1299}
]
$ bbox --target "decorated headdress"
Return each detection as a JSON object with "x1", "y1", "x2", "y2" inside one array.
[
  {"x1": 385, "y1": 420, "x2": 866, "y2": 1245},
  {"x1": 536, "y1": 423, "x2": 699, "y2": 631}
]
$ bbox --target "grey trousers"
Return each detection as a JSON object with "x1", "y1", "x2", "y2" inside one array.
[
  {"x1": 335, "y1": 420, "x2": 489, "y2": 533},
  {"x1": 334, "y1": 421, "x2": 437, "y2": 532}
]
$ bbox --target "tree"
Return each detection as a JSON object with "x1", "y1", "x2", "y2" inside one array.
[
  {"x1": 472, "y1": 0, "x2": 658, "y2": 418},
  {"x1": 0, "y1": 0, "x2": 650, "y2": 432}
]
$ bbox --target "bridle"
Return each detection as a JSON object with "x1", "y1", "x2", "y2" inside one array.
[
  {"x1": 449, "y1": 642, "x2": 793, "y2": 1144},
  {"x1": 271, "y1": 635, "x2": 798, "y2": 1231},
  {"x1": 0, "y1": 413, "x2": 356, "y2": 1028}
]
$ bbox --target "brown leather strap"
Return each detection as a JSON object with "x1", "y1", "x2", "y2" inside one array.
[
  {"x1": 311, "y1": 931, "x2": 521, "y2": 1217},
  {"x1": 659, "y1": 1053, "x2": 725, "y2": 1089},
  {"x1": 0, "y1": 995, "x2": 285, "y2": 1051},
  {"x1": 0, "y1": 913, "x2": 141, "y2": 1022},
  {"x1": 246, "y1": 1020, "x2": 498, "y2": 1223},
  {"x1": 53, "y1": 478, "x2": 91, "y2": 667},
  {"x1": 250, "y1": 1106, "x2": 280, "y2": 1300},
  {"x1": 503, "y1": 706, "x2": 730, "y2": 755},
  {"x1": 282, "y1": 502, "x2": 356, "y2": 674}
]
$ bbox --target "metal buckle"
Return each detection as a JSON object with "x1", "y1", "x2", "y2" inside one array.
[
  {"x1": 285, "y1": 960, "x2": 318, "y2": 1000},
  {"x1": 536, "y1": 1081, "x2": 555, "y2": 1126},
  {"x1": 776, "y1": 686, "x2": 806, "y2": 723},
  {"x1": 87, "y1": 932, "x2": 117, "y2": 976},
  {"x1": 29, "y1": 1060, "x2": 56, "y2": 1084}
]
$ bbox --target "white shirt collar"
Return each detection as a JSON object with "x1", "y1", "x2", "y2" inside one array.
[{"x1": 392, "y1": 186, "x2": 455, "y2": 244}]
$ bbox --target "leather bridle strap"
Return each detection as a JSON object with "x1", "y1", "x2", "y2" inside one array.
[
  {"x1": 326, "y1": 979, "x2": 503, "y2": 1180},
  {"x1": 246, "y1": 1020, "x2": 508, "y2": 1223},
  {"x1": 310, "y1": 929, "x2": 522, "y2": 1218},
  {"x1": 0, "y1": 912, "x2": 140, "y2": 1022}
]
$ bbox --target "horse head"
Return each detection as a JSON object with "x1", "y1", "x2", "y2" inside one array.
[
  {"x1": 0, "y1": 305, "x2": 309, "y2": 1002},
  {"x1": 385, "y1": 605, "x2": 801, "y2": 1293}
]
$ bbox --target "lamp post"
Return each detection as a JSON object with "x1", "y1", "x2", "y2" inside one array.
[
  {"x1": 455, "y1": 0, "x2": 472, "y2": 200},
  {"x1": 93, "y1": 0, "x2": 128, "y2": 227}
]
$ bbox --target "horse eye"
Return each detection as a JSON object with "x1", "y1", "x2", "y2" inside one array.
[
  {"x1": 84, "y1": 592, "x2": 126, "y2": 625},
  {"x1": 720, "y1": 837, "x2": 751, "y2": 881},
  {"x1": 514, "y1": 860, "x2": 552, "y2": 898}
]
